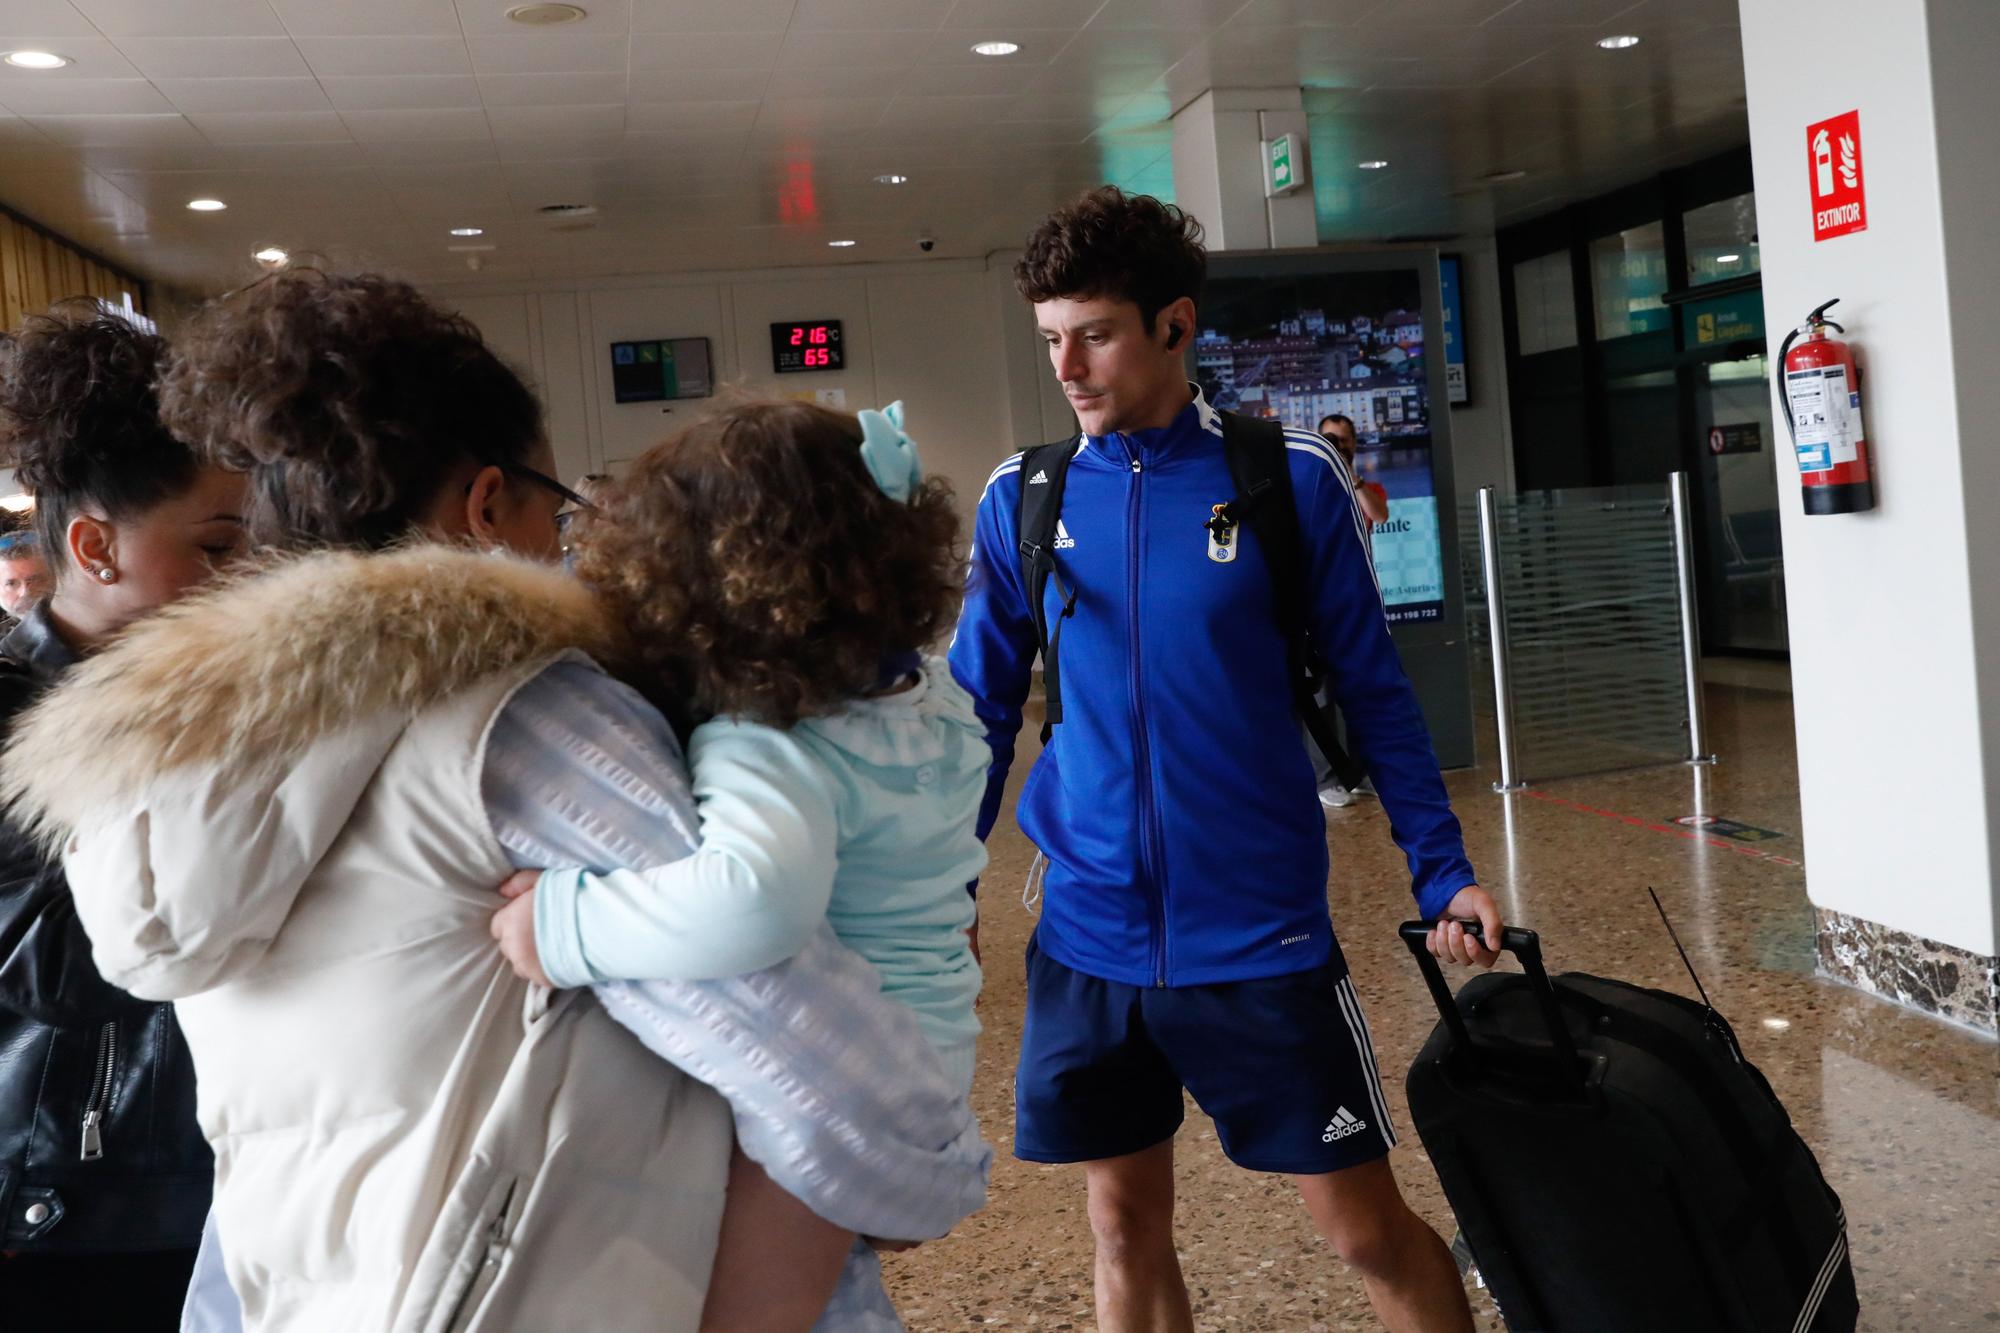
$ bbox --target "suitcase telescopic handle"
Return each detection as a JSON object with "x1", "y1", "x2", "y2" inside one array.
[{"x1": 1398, "y1": 920, "x2": 1583, "y2": 1088}]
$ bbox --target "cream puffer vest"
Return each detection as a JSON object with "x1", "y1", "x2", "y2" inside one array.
[{"x1": 1, "y1": 546, "x2": 731, "y2": 1333}]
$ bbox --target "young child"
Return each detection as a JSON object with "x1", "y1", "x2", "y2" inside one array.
[{"x1": 492, "y1": 397, "x2": 985, "y2": 1331}]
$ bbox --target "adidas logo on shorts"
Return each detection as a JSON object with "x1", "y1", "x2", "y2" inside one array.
[{"x1": 1322, "y1": 1107, "x2": 1368, "y2": 1142}]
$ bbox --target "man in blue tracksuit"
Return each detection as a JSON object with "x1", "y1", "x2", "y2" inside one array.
[{"x1": 950, "y1": 187, "x2": 1502, "y2": 1332}]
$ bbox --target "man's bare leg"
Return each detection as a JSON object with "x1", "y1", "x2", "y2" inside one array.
[
  {"x1": 1295, "y1": 1158, "x2": 1474, "y2": 1333},
  {"x1": 1083, "y1": 1139, "x2": 1194, "y2": 1333}
]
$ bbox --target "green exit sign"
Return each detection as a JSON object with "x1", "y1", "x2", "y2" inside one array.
[{"x1": 1267, "y1": 132, "x2": 1303, "y2": 196}]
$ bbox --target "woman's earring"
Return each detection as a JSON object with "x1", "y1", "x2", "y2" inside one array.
[{"x1": 97, "y1": 567, "x2": 116, "y2": 583}]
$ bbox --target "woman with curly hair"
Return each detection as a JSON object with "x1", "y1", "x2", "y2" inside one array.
[
  {"x1": 1, "y1": 273, "x2": 985, "y2": 1332},
  {"x1": 0, "y1": 302, "x2": 240, "y2": 1326},
  {"x1": 490, "y1": 396, "x2": 986, "y2": 1330}
]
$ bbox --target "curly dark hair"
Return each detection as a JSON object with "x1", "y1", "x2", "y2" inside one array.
[
  {"x1": 574, "y1": 398, "x2": 964, "y2": 728},
  {"x1": 156, "y1": 269, "x2": 544, "y2": 552},
  {"x1": 1015, "y1": 186, "x2": 1207, "y2": 331},
  {"x1": 0, "y1": 300, "x2": 196, "y2": 578}
]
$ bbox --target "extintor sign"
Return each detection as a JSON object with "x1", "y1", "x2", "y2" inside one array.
[{"x1": 1807, "y1": 110, "x2": 1866, "y2": 242}]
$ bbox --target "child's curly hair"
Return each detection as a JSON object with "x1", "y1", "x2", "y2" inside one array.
[{"x1": 575, "y1": 397, "x2": 964, "y2": 728}]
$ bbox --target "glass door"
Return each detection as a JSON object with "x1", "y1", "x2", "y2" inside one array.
[{"x1": 1691, "y1": 354, "x2": 1787, "y2": 653}]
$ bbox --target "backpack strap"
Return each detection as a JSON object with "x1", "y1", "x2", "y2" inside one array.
[
  {"x1": 1216, "y1": 414, "x2": 1349, "y2": 764},
  {"x1": 1014, "y1": 438, "x2": 1081, "y2": 744}
]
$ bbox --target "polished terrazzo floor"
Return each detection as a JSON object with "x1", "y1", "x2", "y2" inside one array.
[{"x1": 882, "y1": 677, "x2": 2000, "y2": 1330}]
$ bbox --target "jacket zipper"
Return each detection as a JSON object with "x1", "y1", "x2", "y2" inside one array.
[
  {"x1": 444, "y1": 1178, "x2": 520, "y2": 1333},
  {"x1": 80, "y1": 1019, "x2": 117, "y2": 1161},
  {"x1": 1121, "y1": 440, "x2": 1168, "y2": 987}
]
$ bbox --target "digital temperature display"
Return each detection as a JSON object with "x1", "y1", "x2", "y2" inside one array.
[{"x1": 771, "y1": 319, "x2": 844, "y2": 374}]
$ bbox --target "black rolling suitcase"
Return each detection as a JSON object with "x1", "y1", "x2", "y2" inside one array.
[{"x1": 1397, "y1": 921, "x2": 1857, "y2": 1333}]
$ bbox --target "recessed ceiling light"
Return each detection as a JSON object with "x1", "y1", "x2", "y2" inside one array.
[
  {"x1": 971, "y1": 40, "x2": 1020, "y2": 57},
  {"x1": 3, "y1": 50, "x2": 71, "y2": 70},
  {"x1": 252, "y1": 246, "x2": 288, "y2": 265},
  {"x1": 450, "y1": 226, "x2": 485, "y2": 237},
  {"x1": 1597, "y1": 34, "x2": 1641, "y2": 49},
  {"x1": 186, "y1": 198, "x2": 227, "y2": 212},
  {"x1": 1717, "y1": 253, "x2": 1742, "y2": 264},
  {"x1": 828, "y1": 239, "x2": 858, "y2": 248},
  {"x1": 1760, "y1": 1017, "x2": 1791, "y2": 1031},
  {"x1": 506, "y1": 3, "x2": 587, "y2": 24},
  {"x1": 1480, "y1": 168, "x2": 1529, "y2": 183},
  {"x1": 1357, "y1": 159, "x2": 1389, "y2": 170},
  {"x1": 873, "y1": 174, "x2": 909, "y2": 186}
]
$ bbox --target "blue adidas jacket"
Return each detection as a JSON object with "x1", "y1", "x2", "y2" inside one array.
[{"x1": 948, "y1": 386, "x2": 1476, "y2": 988}]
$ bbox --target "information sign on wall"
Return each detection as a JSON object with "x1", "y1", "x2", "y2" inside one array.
[
  {"x1": 1807, "y1": 110, "x2": 1867, "y2": 242},
  {"x1": 1438, "y1": 254, "x2": 1468, "y2": 405}
]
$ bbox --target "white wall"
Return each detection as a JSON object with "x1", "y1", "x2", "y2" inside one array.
[
  {"x1": 1740, "y1": 0, "x2": 1999, "y2": 955},
  {"x1": 437, "y1": 257, "x2": 1029, "y2": 527},
  {"x1": 437, "y1": 239, "x2": 1508, "y2": 573}
]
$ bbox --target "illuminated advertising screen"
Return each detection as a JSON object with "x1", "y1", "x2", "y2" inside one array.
[{"x1": 1194, "y1": 266, "x2": 1445, "y2": 624}]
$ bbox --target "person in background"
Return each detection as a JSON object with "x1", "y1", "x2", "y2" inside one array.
[
  {"x1": 0, "y1": 303, "x2": 239, "y2": 1327},
  {"x1": 1311, "y1": 413, "x2": 1388, "y2": 808},
  {"x1": 0, "y1": 530, "x2": 50, "y2": 618},
  {"x1": 1319, "y1": 414, "x2": 1391, "y2": 527}
]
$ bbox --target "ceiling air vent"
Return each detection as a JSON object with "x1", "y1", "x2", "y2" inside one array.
[{"x1": 507, "y1": 4, "x2": 588, "y2": 25}]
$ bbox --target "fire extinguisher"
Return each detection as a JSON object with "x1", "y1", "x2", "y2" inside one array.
[{"x1": 1779, "y1": 298, "x2": 1875, "y2": 515}]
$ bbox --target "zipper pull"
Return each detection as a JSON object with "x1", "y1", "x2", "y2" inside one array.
[
  {"x1": 1131, "y1": 458, "x2": 1142, "y2": 474},
  {"x1": 80, "y1": 1110, "x2": 104, "y2": 1161}
]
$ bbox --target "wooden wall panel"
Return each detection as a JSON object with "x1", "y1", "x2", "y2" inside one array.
[
  {"x1": 0, "y1": 218, "x2": 23, "y2": 332},
  {"x1": 0, "y1": 213, "x2": 148, "y2": 330}
]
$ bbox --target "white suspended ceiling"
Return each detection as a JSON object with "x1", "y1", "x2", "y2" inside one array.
[{"x1": 0, "y1": 0, "x2": 1750, "y2": 293}]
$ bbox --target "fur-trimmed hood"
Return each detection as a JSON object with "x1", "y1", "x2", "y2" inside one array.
[{"x1": 2, "y1": 543, "x2": 624, "y2": 844}]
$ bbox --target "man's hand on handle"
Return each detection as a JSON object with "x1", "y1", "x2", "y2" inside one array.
[{"x1": 1426, "y1": 885, "x2": 1502, "y2": 968}]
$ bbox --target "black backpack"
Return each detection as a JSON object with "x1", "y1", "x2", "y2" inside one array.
[{"x1": 1015, "y1": 411, "x2": 1346, "y2": 758}]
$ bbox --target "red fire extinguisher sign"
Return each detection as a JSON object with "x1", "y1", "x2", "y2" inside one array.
[{"x1": 1807, "y1": 110, "x2": 1867, "y2": 242}]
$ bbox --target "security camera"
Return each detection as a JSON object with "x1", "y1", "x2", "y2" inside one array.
[{"x1": 916, "y1": 234, "x2": 936, "y2": 254}]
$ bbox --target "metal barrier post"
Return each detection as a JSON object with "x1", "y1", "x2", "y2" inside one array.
[
  {"x1": 1669, "y1": 471, "x2": 1718, "y2": 765},
  {"x1": 1478, "y1": 487, "x2": 1525, "y2": 791}
]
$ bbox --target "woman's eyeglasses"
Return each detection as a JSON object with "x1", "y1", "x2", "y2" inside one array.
[{"x1": 496, "y1": 462, "x2": 595, "y2": 512}]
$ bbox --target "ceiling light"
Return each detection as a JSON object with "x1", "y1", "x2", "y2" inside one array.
[
  {"x1": 186, "y1": 198, "x2": 227, "y2": 212},
  {"x1": 1357, "y1": 159, "x2": 1389, "y2": 170},
  {"x1": 506, "y1": 3, "x2": 588, "y2": 24},
  {"x1": 450, "y1": 226, "x2": 485, "y2": 237},
  {"x1": 252, "y1": 246, "x2": 288, "y2": 265},
  {"x1": 971, "y1": 41, "x2": 1020, "y2": 57},
  {"x1": 1481, "y1": 168, "x2": 1528, "y2": 183},
  {"x1": 873, "y1": 174, "x2": 909, "y2": 186},
  {"x1": 1760, "y1": 1017, "x2": 1791, "y2": 1031},
  {"x1": 0, "y1": 494, "x2": 32, "y2": 513},
  {"x1": 828, "y1": 239, "x2": 857, "y2": 248},
  {"x1": 3, "y1": 50, "x2": 71, "y2": 70},
  {"x1": 1716, "y1": 253, "x2": 1741, "y2": 264},
  {"x1": 1597, "y1": 34, "x2": 1641, "y2": 49}
]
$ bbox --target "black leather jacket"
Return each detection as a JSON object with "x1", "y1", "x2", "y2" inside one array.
[{"x1": 0, "y1": 605, "x2": 211, "y2": 1253}]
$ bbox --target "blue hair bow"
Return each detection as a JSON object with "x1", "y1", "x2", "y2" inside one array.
[{"x1": 857, "y1": 400, "x2": 920, "y2": 503}]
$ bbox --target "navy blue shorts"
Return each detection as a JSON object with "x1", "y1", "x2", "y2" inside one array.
[{"x1": 1014, "y1": 932, "x2": 1398, "y2": 1175}]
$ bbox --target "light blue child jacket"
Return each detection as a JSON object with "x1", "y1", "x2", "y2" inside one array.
[{"x1": 535, "y1": 657, "x2": 987, "y2": 1056}]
